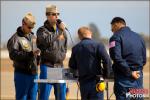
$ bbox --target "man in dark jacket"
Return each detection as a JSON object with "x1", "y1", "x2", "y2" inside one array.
[
  {"x1": 109, "y1": 17, "x2": 146, "y2": 100},
  {"x1": 36, "y1": 4, "x2": 67, "y2": 100},
  {"x1": 69, "y1": 26, "x2": 112, "y2": 100},
  {"x1": 7, "y1": 13, "x2": 40, "y2": 100}
]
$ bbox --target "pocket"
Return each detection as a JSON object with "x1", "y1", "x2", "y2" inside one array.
[
  {"x1": 43, "y1": 50, "x2": 57, "y2": 62},
  {"x1": 56, "y1": 52, "x2": 66, "y2": 63},
  {"x1": 114, "y1": 84, "x2": 127, "y2": 97}
]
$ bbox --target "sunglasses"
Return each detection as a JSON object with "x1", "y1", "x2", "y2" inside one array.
[
  {"x1": 47, "y1": 13, "x2": 60, "y2": 16},
  {"x1": 27, "y1": 26, "x2": 33, "y2": 29},
  {"x1": 23, "y1": 20, "x2": 34, "y2": 29}
]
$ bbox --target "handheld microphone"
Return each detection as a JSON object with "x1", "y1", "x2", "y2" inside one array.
[
  {"x1": 57, "y1": 19, "x2": 74, "y2": 45},
  {"x1": 57, "y1": 19, "x2": 68, "y2": 31}
]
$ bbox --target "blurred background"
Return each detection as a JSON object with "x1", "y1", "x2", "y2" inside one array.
[{"x1": 1, "y1": 0, "x2": 149, "y2": 99}]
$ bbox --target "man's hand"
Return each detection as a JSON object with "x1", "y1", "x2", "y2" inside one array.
[
  {"x1": 33, "y1": 49, "x2": 41, "y2": 56},
  {"x1": 32, "y1": 36, "x2": 37, "y2": 43},
  {"x1": 131, "y1": 71, "x2": 140, "y2": 80},
  {"x1": 58, "y1": 33, "x2": 65, "y2": 40},
  {"x1": 57, "y1": 19, "x2": 66, "y2": 31}
]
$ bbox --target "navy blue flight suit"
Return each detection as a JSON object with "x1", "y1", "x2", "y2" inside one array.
[
  {"x1": 69, "y1": 38, "x2": 112, "y2": 100},
  {"x1": 109, "y1": 27, "x2": 146, "y2": 100}
]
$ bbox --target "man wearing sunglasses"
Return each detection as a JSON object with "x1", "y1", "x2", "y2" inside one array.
[
  {"x1": 7, "y1": 13, "x2": 40, "y2": 100},
  {"x1": 109, "y1": 17, "x2": 146, "y2": 100},
  {"x1": 36, "y1": 4, "x2": 67, "y2": 100}
]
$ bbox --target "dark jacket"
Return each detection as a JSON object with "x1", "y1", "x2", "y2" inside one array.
[
  {"x1": 109, "y1": 27, "x2": 146, "y2": 78},
  {"x1": 36, "y1": 20, "x2": 67, "y2": 67},
  {"x1": 7, "y1": 27, "x2": 38, "y2": 75},
  {"x1": 69, "y1": 38, "x2": 112, "y2": 83}
]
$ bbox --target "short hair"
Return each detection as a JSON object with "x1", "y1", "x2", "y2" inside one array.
[
  {"x1": 78, "y1": 26, "x2": 92, "y2": 37},
  {"x1": 111, "y1": 17, "x2": 126, "y2": 25}
]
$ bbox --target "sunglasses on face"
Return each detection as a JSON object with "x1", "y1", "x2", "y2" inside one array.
[
  {"x1": 25, "y1": 23, "x2": 33, "y2": 29},
  {"x1": 27, "y1": 26, "x2": 33, "y2": 29},
  {"x1": 46, "y1": 13, "x2": 60, "y2": 16},
  {"x1": 23, "y1": 20, "x2": 34, "y2": 29}
]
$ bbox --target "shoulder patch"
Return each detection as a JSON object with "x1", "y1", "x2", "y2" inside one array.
[{"x1": 109, "y1": 41, "x2": 116, "y2": 48}]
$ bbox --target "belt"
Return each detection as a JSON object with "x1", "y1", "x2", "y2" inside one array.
[
  {"x1": 53, "y1": 63, "x2": 63, "y2": 68},
  {"x1": 130, "y1": 65, "x2": 142, "y2": 71},
  {"x1": 44, "y1": 62, "x2": 63, "y2": 68}
]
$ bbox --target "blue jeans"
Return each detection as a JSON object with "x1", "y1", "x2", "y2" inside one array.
[
  {"x1": 114, "y1": 70, "x2": 143, "y2": 100},
  {"x1": 14, "y1": 72, "x2": 38, "y2": 100},
  {"x1": 39, "y1": 64, "x2": 66, "y2": 100},
  {"x1": 79, "y1": 80, "x2": 104, "y2": 100},
  {"x1": 114, "y1": 85, "x2": 144, "y2": 100}
]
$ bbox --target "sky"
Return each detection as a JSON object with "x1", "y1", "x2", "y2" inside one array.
[{"x1": 1, "y1": 1, "x2": 149, "y2": 44}]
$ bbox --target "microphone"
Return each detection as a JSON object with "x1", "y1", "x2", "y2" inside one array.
[
  {"x1": 57, "y1": 19, "x2": 68, "y2": 31},
  {"x1": 57, "y1": 19, "x2": 74, "y2": 45}
]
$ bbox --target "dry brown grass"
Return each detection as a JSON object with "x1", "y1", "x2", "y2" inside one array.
[
  {"x1": 1, "y1": 58, "x2": 14, "y2": 72},
  {"x1": 1, "y1": 58, "x2": 149, "y2": 73}
]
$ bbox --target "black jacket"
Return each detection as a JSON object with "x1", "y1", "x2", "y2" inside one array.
[
  {"x1": 36, "y1": 20, "x2": 67, "y2": 66},
  {"x1": 69, "y1": 38, "x2": 112, "y2": 83},
  {"x1": 7, "y1": 27, "x2": 39, "y2": 75}
]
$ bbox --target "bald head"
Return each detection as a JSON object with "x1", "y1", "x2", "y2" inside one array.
[{"x1": 78, "y1": 26, "x2": 92, "y2": 40}]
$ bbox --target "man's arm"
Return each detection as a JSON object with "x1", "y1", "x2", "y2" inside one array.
[
  {"x1": 97, "y1": 44, "x2": 112, "y2": 78},
  {"x1": 109, "y1": 35, "x2": 132, "y2": 77},
  {"x1": 141, "y1": 38, "x2": 147, "y2": 66},
  {"x1": 69, "y1": 47, "x2": 77, "y2": 70}
]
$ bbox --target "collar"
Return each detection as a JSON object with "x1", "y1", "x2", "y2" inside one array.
[
  {"x1": 16, "y1": 26, "x2": 33, "y2": 37},
  {"x1": 120, "y1": 26, "x2": 131, "y2": 31},
  {"x1": 114, "y1": 26, "x2": 131, "y2": 34},
  {"x1": 44, "y1": 20, "x2": 58, "y2": 32},
  {"x1": 82, "y1": 37, "x2": 92, "y2": 40}
]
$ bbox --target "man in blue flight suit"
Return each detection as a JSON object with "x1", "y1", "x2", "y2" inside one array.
[
  {"x1": 69, "y1": 26, "x2": 112, "y2": 100},
  {"x1": 109, "y1": 17, "x2": 146, "y2": 100},
  {"x1": 7, "y1": 13, "x2": 40, "y2": 100}
]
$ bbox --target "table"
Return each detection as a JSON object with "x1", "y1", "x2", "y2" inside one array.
[{"x1": 34, "y1": 78, "x2": 114, "y2": 100}]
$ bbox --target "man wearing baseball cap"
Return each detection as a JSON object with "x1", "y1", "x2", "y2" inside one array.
[
  {"x1": 7, "y1": 12, "x2": 40, "y2": 100},
  {"x1": 36, "y1": 4, "x2": 67, "y2": 100}
]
